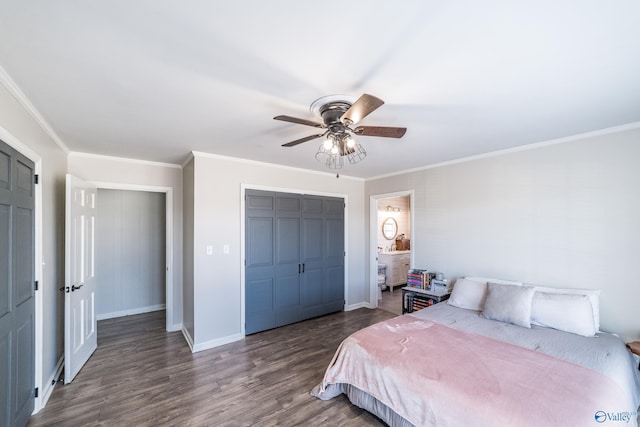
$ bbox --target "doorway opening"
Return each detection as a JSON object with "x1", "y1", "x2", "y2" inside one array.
[
  {"x1": 369, "y1": 191, "x2": 413, "y2": 315},
  {"x1": 95, "y1": 188, "x2": 166, "y2": 321},
  {"x1": 92, "y1": 183, "x2": 174, "y2": 331}
]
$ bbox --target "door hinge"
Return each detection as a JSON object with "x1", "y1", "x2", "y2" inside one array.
[
  {"x1": 34, "y1": 281, "x2": 38, "y2": 291},
  {"x1": 34, "y1": 387, "x2": 38, "y2": 398},
  {"x1": 34, "y1": 174, "x2": 39, "y2": 184}
]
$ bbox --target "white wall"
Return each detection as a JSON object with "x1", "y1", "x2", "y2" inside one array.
[
  {"x1": 185, "y1": 152, "x2": 366, "y2": 350},
  {"x1": 68, "y1": 153, "x2": 183, "y2": 330},
  {"x1": 366, "y1": 126, "x2": 640, "y2": 340},
  {"x1": 0, "y1": 76, "x2": 68, "y2": 408}
]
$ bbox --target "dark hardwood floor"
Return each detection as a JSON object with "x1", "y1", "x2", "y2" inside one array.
[{"x1": 29, "y1": 307, "x2": 398, "y2": 427}]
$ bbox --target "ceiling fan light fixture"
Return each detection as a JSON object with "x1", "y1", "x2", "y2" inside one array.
[
  {"x1": 277, "y1": 93, "x2": 406, "y2": 173},
  {"x1": 325, "y1": 153, "x2": 344, "y2": 169},
  {"x1": 345, "y1": 134, "x2": 355, "y2": 148},
  {"x1": 347, "y1": 143, "x2": 366, "y2": 164},
  {"x1": 323, "y1": 135, "x2": 334, "y2": 150}
]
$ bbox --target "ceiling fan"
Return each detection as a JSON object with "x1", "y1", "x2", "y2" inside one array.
[{"x1": 274, "y1": 93, "x2": 407, "y2": 170}]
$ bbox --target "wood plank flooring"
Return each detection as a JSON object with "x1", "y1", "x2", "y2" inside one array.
[
  {"x1": 377, "y1": 288, "x2": 403, "y2": 316},
  {"x1": 29, "y1": 307, "x2": 398, "y2": 427}
]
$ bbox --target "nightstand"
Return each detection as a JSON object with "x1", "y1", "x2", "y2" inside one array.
[
  {"x1": 627, "y1": 341, "x2": 640, "y2": 370},
  {"x1": 402, "y1": 286, "x2": 450, "y2": 314}
]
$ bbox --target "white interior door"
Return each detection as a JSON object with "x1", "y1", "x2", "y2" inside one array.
[{"x1": 64, "y1": 174, "x2": 97, "y2": 383}]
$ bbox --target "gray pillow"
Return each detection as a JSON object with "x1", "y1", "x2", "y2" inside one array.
[{"x1": 481, "y1": 282, "x2": 535, "y2": 328}]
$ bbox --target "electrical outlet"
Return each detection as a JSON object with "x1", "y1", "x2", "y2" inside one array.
[{"x1": 206, "y1": 245, "x2": 213, "y2": 256}]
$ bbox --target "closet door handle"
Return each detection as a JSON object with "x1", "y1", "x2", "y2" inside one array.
[
  {"x1": 302, "y1": 263, "x2": 305, "y2": 273},
  {"x1": 298, "y1": 263, "x2": 301, "y2": 274}
]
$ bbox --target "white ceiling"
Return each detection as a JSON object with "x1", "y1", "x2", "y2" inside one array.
[{"x1": 1, "y1": 1, "x2": 639, "y2": 179}]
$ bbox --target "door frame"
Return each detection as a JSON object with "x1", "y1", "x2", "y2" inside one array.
[
  {"x1": 0, "y1": 127, "x2": 43, "y2": 413},
  {"x1": 240, "y1": 184, "x2": 349, "y2": 336},
  {"x1": 369, "y1": 190, "x2": 414, "y2": 307},
  {"x1": 91, "y1": 182, "x2": 175, "y2": 331}
]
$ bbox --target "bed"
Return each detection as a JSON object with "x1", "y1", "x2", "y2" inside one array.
[{"x1": 312, "y1": 277, "x2": 640, "y2": 427}]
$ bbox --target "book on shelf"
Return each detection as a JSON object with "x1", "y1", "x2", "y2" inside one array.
[{"x1": 407, "y1": 269, "x2": 429, "y2": 289}]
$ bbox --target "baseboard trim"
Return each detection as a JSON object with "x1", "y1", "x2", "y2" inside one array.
[
  {"x1": 34, "y1": 355, "x2": 63, "y2": 414},
  {"x1": 181, "y1": 327, "x2": 195, "y2": 352},
  {"x1": 168, "y1": 322, "x2": 182, "y2": 332},
  {"x1": 345, "y1": 302, "x2": 374, "y2": 311},
  {"x1": 97, "y1": 304, "x2": 165, "y2": 321},
  {"x1": 191, "y1": 333, "x2": 244, "y2": 353}
]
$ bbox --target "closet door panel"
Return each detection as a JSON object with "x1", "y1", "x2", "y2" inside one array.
[
  {"x1": 323, "y1": 202, "x2": 344, "y2": 308},
  {"x1": 301, "y1": 215, "x2": 323, "y2": 318},
  {"x1": 245, "y1": 191, "x2": 276, "y2": 334},
  {"x1": 275, "y1": 275, "x2": 300, "y2": 326},
  {"x1": 274, "y1": 193, "x2": 301, "y2": 326},
  {"x1": 245, "y1": 278, "x2": 274, "y2": 334},
  {"x1": 276, "y1": 217, "x2": 300, "y2": 264}
]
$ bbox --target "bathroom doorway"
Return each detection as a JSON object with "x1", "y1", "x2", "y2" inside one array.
[{"x1": 370, "y1": 191, "x2": 413, "y2": 315}]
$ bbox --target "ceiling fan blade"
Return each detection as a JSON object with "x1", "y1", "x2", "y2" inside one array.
[
  {"x1": 353, "y1": 126, "x2": 407, "y2": 138},
  {"x1": 274, "y1": 115, "x2": 323, "y2": 128},
  {"x1": 282, "y1": 133, "x2": 325, "y2": 147},
  {"x1": 341, "y1": 94, "x2": 385, "y2": 125}
]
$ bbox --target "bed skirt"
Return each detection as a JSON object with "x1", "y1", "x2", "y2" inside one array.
[{"x1": 311, "y1": 383, "x2": 414, "y2": 427}]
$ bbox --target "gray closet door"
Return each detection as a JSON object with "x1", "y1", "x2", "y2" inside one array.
[
  {"x1": 322, "y1": 197, "x2": 345, "y2": 313},
  {"x1": 0, "y1": 141, "x2": 35, "y2": 427},
  {"x1": 245, "y1": 190, "x2": 344, "y2": 335},
  {"x1": 299, "y1": 196, "x2": 325, "y2": 319},
  {"x1": 245, "y1": 191, "x2": 277, "y2": 334},
  {"x1": 274, "y1": 193, "x2": 302, "y2": 327}
]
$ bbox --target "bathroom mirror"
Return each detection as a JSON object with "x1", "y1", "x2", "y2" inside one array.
[{"x1": 382, "y1": 217, "x2": 398, "y2": 240}]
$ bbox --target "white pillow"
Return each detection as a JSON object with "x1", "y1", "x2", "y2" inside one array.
[
  {"x1": 465, "y1": 276, "x2": 523, "y2": 286},
  {"x1": 533, "y1": 286, "x2": 600, "y2": 331},
  {"x1": 481, "y1": 282, "x2": 535, "y2": 328},
  {"x1": 447, "y1": 278, "x2": 488, "y2": 311},
  {"x1": 531, "y1": 292, "x2": 596, "y2": 337}
]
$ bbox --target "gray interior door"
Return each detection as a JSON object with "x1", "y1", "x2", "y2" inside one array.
[
  {"x1": 245, "y1": 190, "x2": 344, "y2": 335},
  {"x1": 0, "y1": 141, "x2": 35, "y2": 427}
]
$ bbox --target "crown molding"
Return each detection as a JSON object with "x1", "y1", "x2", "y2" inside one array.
[
  {"x1": 366, "y1": 121, "x2": 640, "y2": 182},
  {"x1": 0, "y1": 65, "x2": 70, "y2": 154},
  {"x1": 69, "y1": 151, "x2": 182, "y2": 169}
]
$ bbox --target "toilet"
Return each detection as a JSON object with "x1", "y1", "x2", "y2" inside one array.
[{"x1": 377, "y1": 264, "x2": 387, "y2": 300}]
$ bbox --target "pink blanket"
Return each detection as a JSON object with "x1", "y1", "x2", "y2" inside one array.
[{"x1": 316, "y1": 316, "x2": 628, "y2": 426}]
